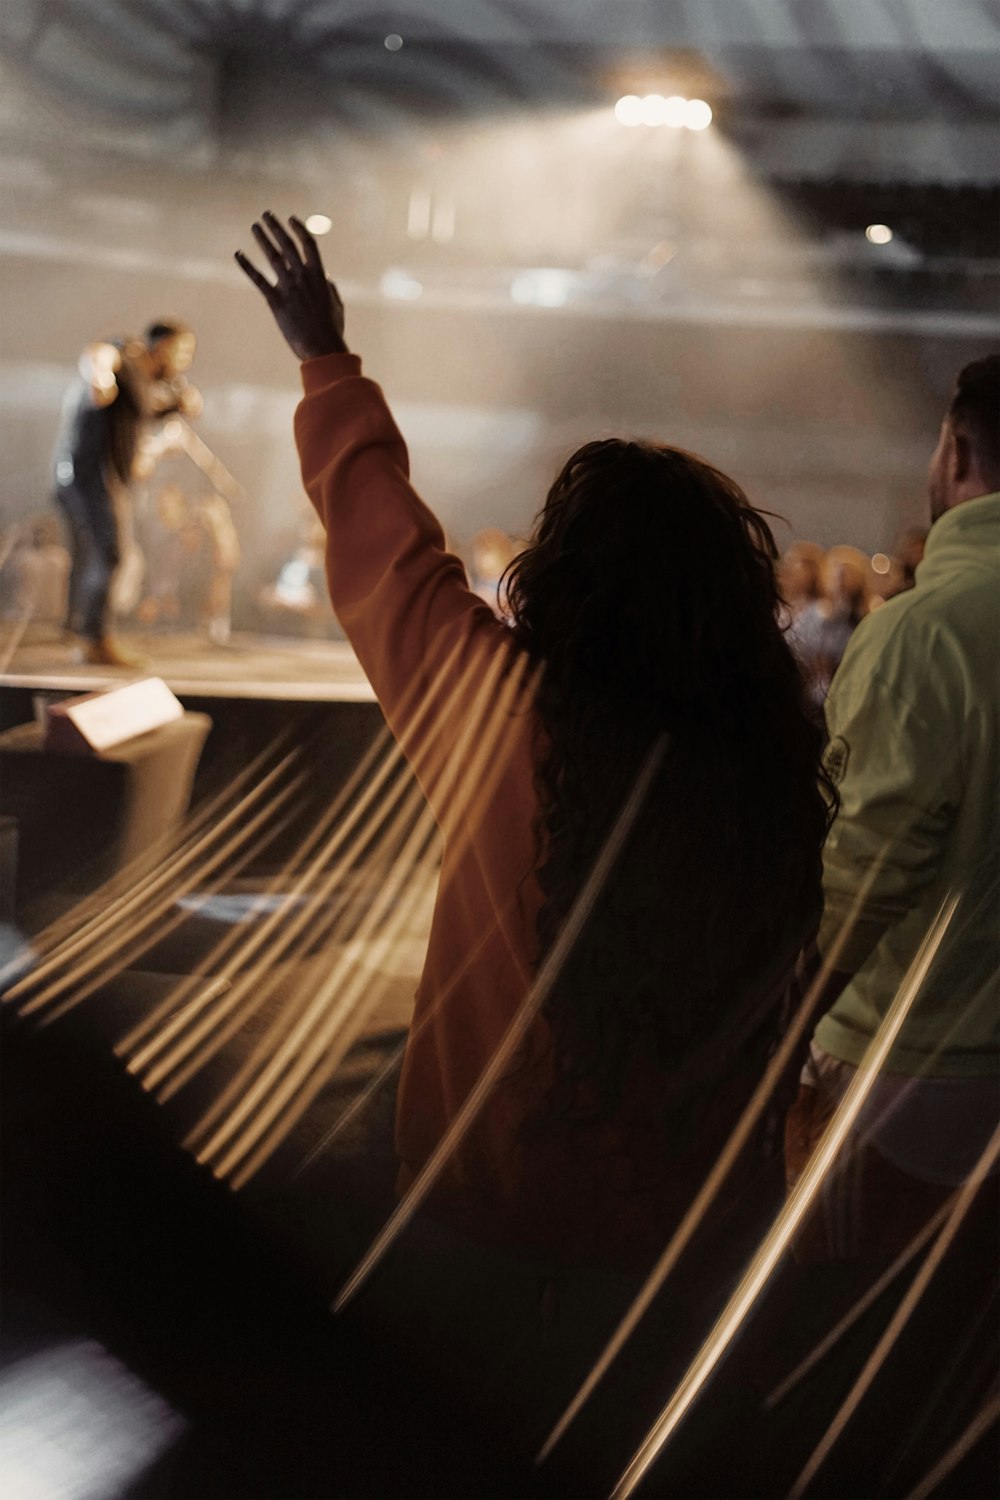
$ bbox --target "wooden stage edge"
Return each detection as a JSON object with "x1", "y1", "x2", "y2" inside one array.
[{"x1": 0, "y1": 627, "x2": 377, "y2": 705}]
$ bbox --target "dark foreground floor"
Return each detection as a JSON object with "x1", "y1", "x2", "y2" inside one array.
[{"x1": 4, "y1": 988, "x2": 997, "y2": 1500}]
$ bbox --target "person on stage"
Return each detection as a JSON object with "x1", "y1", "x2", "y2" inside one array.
[{"x1": 53, "y1": 320, "x2": 200, "y2": 667}]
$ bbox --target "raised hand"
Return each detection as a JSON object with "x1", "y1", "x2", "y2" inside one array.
[{"x1": 235, "y1": 211, "x2": 348, "y2": 362}]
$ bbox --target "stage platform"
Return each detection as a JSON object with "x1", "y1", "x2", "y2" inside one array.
[{"x1": 0, "y1": 624, "x2": 376, "y2": 705}]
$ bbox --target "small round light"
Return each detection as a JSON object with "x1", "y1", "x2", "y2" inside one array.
[
  {"x1": 866, "y1": 223, "x2": 893, "y2": 244},
  {"x1": 384, "y1": 33, "x2": 403, "y2": 51},
  {"x1": 614, "y1": 94, "x2": 643, "y2": 127},
  {"x1": 871, "y1": 553, "x2": 891, "y2": 575},
  {"x1": 663, "y1": 95, "x2": 689, "y2": 128},
  {"x1": 305, "y1": 213, "x2": 332, "y2": 235},
  {"x1": 640, "y1": 93, "x2": 668, "y2": 126},
  {"x1": 684, "y1": 99, "x2": 713, "y2": 131}
]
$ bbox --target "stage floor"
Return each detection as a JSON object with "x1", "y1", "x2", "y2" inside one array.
[{"x1": 0, "y1": 624, "x2": 376, "y2": 703}]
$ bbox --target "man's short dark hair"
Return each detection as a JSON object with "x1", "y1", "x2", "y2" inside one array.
[
  {"x1": 949, "y1": 355, "x2": 1000, "y2": 490},
  {"x1": 145, "y1": 320, "x2": 189, "y2": 348}
]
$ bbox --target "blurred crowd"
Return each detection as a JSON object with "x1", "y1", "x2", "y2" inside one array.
[
  {"x1": 2, "y1": 508, "x2": 928, "y2": 721},
  {"x1": 779, "y1": 528, "x2": 926, "y2": 718}
]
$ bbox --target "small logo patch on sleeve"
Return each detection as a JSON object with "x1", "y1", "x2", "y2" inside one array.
[{"x1": 825, "y1": 735, "x2": 850, "y2": 784}]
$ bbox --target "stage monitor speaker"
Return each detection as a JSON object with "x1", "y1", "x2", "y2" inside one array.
[{"x1": 45, "y1": 677, "x2": 184, "y2": 755}]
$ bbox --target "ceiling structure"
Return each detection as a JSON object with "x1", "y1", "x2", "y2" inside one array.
[{"x1": 1, "y1": 0, "x2": 997, "y2": 327}]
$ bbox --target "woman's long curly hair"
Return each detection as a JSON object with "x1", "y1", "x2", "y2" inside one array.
[{"x1": 504, "y1": 439, "x2": 836, "y2": 1124}]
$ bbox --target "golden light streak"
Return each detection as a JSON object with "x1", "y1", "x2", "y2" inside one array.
[
  {"x1": 538, "y1": 851, "x2": 890, "y2": 1464},
  {"x1": 225, "y1": 654, "x2": 540, "y2": 1189},
  {"x1": 170, "y1": 645, "x2": 501, "y2": 1130},
  {"x1": 904, "y1": 1391, "x2": 1000, "y2": 1500},
  {"x1": 113, "y1": 727, "x2": 391, "y2": 1059},
  {"x1": 5, "y1": 746, "x2": 302, "y2": 1012},
  {"x1": 0, "y1": 732, "x2": 294, "y2": 994},
  {"x1": 201, "y1": 795, "x2": 437, "y2": 1176},
  {"x1": 20, "y1": 754, "x2": 306, "y2": 1021},
  {"x1": 288, "y1": 890, "x2": 517, "y2": 1182},
  {"x1": 227, "y1": 826, "x2": 442, "y2": 1188},
  {"x1": 37, "y1": 791, "x2": 306, "y2": 1030},
  {"x1": 788, "y1": 1118, "x2": 1000, "y2": 1499},
  {"x1": 201, "y1": 646, "x2": 526, "y2": 1181},
  {"x1": 123, "y1": 725, "x2": 399, "y2": 1078},
  {"x1": 608, "y1": 893, "x2": 959, "y2": 1500},
  {"x1": 160, "y1": 775, "x2": 430, "y2": 1111},
  {"x1": 762, "y1": 1197, "x2": 954, "y2": 1412},
  {"x1": 126, "y1": 637, "x2": 475, "y2": 1088},
  {"x1": 333, "y1": 734, "x2": 667, "y2": 1314}
]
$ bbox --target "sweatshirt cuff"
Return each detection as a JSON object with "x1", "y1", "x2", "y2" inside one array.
[{"x1": 300, "y1": 351, "x2": 362, "y2": 393}]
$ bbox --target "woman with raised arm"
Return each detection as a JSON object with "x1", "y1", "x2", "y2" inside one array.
[{"x1": 237, "y1": 213, "x2": 834, "y2": 1270}]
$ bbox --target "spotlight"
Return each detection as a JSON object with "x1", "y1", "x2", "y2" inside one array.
[
  {"x1": 684, "y1": 99, "x2": 713, "y2": 131},
  {"x1": 305, "y1": 214, "x2": 332, "y2": 235},
  {"x1": 871, "y1": 553, "x2": 891, "y2": 575},
  {"x1": 614, "y1": 95, "x2": 644, "y2": 127},
  {"x1": 640, "y1": 94, "x2": 669, "y2": 126},
  {"x1": 866, "y1": 223, "x2": 894, "y2": 244},
  {"x1": 384, "y1": 33, "x2": 403, "y2": 51},
  {"x1": 663, "y1": 95, "x2": 689, "y2": 128}
]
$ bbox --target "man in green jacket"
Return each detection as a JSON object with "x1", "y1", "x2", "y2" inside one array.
[{"x1": 788, "y1": 355, "x2": 999, "y2": 1261}]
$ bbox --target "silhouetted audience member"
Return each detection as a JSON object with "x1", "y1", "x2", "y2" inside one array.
[
  {"x1": 789, "y1": 543, "x2": 872, "y2": 714},
  {"x1": 787, "y1": 354, "x2": 1000, "y2": 1263},
  {"x1": 778, "y1": 539, "x2": 825, "y2": 627},
  {"x1": 239, "y1": 213, "x2": 834, "y2": 1270}
]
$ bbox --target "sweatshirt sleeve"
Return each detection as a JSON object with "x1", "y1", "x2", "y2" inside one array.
[
  {"x1": 817, "y1": 616, "x2": 962, "y2": 971},
  {"x1": 293, "y1": 352, "x2": 519, "y2": 809}
]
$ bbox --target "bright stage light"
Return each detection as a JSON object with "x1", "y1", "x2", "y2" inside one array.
[
  {"x1": 663, "y1": 95, "x2": 689, "y2": 128},
  {"x1": 684, "y1": 99, "x2": 713, "y2": 131},
  {"x1": 614, "y1": 95, "x2": 644, "y2": 127},
  {"x1": 305, "y1": 214, "x2": 332, "y2": 235},
  {"x1": 614, "y1": 94, "x2": 711, "y2": 129},
  {"x1": 866, "y1": 223, "x2": 894, "y2": 244},
  {"x1": 640, "y1": 94, "x2": 669, "y2": 126}
]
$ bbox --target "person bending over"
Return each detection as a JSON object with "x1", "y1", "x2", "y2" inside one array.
[
  {"x1": 53, "y1": 320, "x2": 199, "y2": 667},
  {"x1": 238, "y1": 214, "x2": 833, "y2": 1268}
]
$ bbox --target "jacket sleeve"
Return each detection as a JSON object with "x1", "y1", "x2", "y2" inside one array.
[
  {"x1": 817, "y1": 619, "x2": 963, "y2": 971},
  {"x1": 293, "y1": 352, "x2": 519, "y2": 810}
]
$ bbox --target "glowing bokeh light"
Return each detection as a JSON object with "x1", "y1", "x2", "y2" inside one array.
[
  {"x1": 685, "y1": 99, "x2": 714, "y2": 131},
  {"x1": 614, "y1": 95, "x2": 644, "y2": 127},
  {"x1": 640, "y1": 93, "x2": 669, "y2": 126},
  {"x1": 384, "y1": 34, "x2": 403, "y2": 52},
  {"x1": 871, "y1": 553, "x2": 891, "y2": 574},
  {"x1": 305, "y1": 213, "x2": 332, "y2": 235},
  {"x1": 866, "y1": 223, "x2": 894, "y2": 244},
  {"x1": 663, "y1": 95, "x2": 689, "y2": 128}
]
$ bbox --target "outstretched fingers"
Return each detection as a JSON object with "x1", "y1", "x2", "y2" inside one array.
[
  {"x1": 262, "y1": 210, "x2": 304, "y2": 271},
  {"x1": 289, "y1": 215, "x2": 325, "y2": 274},
  {"x1": 252, "y1": 220, "x2": 293, "y2": 277},
  {"x1": 234, "y1": 251, "x2": 276, "y2": 300}
]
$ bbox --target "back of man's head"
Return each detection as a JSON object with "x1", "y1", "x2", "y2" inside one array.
[{"x1": 949, "y1": 355, "x2": 1000, "y2": 493}]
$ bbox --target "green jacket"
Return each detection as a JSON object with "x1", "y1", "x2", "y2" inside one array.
[{"x1": 815, "y1": 491, "x2": 1000, "y2": 1077}]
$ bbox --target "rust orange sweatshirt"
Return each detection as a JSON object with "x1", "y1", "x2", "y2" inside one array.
[{"x1": 295, "y1": 353, "x2": 768, "y2": 1267}]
